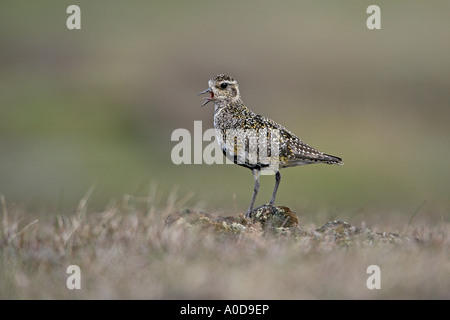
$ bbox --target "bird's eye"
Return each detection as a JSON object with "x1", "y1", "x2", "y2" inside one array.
[{"x1": 220, "y1": 83, "x2": 228, "y2": 89}]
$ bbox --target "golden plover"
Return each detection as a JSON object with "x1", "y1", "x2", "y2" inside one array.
[{"x1": 199, "y1": 74, "x2": 343, "y2": 218}]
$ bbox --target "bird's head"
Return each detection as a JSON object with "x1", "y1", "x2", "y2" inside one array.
[{"x1": 198, "y1": 74, "x2": 241, "y2": 107}]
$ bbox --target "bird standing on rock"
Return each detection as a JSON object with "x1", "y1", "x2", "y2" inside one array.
[{"x1": 199, "y1": 74, "x2": 343, "y2": 218}]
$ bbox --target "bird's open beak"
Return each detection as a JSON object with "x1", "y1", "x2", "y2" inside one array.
[{"x1": 198, "y1": 87, "x2": 214, "y2": 107}]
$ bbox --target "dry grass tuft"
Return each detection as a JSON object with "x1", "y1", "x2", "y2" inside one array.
[{"x1": 1, "y1": 193, "x2": 449, "y2": 299}]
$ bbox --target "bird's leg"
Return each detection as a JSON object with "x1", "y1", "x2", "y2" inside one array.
[
  {"x1": 246, "y1": 169, "x2": 260, "y2": 218},
  {"x1": 269, "y1": 171, "x2": 281, "y2": 206}
]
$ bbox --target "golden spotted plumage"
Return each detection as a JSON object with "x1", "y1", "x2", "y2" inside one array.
[{"x1": 199, "y1": 74, "x2": 342, "y2": 217}]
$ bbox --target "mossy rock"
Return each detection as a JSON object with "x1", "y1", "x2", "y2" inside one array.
[
  {"x1": 165, "y1": 208, "x2": 402, "y2": 245},
  {"x1": 315, "y1": 220, "x2": 402, "y2": 245},
  {"x1": 249, "y1": 204, "x2": 299, "y2": 228},
  {"x1": 165, "y1": 205, "x2": 301, "y2": 236}
]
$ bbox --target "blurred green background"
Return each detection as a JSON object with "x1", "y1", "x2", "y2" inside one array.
[{"x1": 1, "y1": 1, "x2": 449, "y2": 222}]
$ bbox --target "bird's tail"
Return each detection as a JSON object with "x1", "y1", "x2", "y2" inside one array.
[{"x1": 323, "y1": 153, "x2": 343, "y2": 165}]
